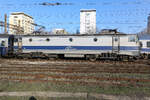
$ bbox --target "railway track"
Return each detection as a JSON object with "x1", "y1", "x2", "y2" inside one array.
[
  {"x1": 0, "y1": 61, "x2": 150, "y2": 74},
  {"x1": 0, "y1": 67, "x2": 150, "y2": 74},
  {"x1": 0, "y1": 76, "x2": 150, "y2": 88},
  {"x1": 2, "y1": 58, "x2": 150, "y2": 65},
  {"x1": 0, "y1": 58, "x2": 150, "y2": 87},
  {"x1": 1, "y1": 72, "x2": 150, "y2": 83}
]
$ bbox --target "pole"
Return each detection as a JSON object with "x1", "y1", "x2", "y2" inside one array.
[
  {"x1": 17, "y1": 20, "x2": 21, "y2": 34},
  {"x1": 4, "y1": 14, "x2": 7, "y2": 34}
]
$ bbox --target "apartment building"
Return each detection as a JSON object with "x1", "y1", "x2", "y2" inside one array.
[
  {"x1": 9, "y1": 12, "x2": 34, "y2": 34},
  {"x1": 80, "y1": 9, "x2": 96, "y2": 34}
]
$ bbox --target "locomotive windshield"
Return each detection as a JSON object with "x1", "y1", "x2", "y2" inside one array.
[{"x1": 128, "y1": 35, "x2": 139, "y2": 43}]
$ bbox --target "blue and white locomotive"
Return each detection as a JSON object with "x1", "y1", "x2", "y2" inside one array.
[{"x1": 13, "y1": 32, "x2": 140, "y2": 60}]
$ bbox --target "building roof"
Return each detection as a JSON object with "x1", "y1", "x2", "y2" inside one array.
[{"x1": 11, "y1": 12, "x2": 33, "y2": 19}]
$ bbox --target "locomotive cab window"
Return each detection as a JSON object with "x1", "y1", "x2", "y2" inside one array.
[
  {"x1": 128, "y1": 36, "x2": 136, "y2": 42},
  {"x1": 140, "y1": 42, "x2": 143, "y2": 47},
  {"x1": 147, "y1": 41, "x2": 150, "y2": 48}
]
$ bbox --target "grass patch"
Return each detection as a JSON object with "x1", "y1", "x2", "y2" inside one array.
[{"x1": 0, "y1": 80, "x2": 150, "y2": 96}]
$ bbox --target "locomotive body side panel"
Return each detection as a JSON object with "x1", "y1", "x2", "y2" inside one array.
[{"x1": 14, "y1": 34, "x2": 140, "y2": 58}]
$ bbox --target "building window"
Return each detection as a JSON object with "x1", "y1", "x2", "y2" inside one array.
[
  {"x1": 86, "y1": 13, "x2": 90, "y2": 16},
  {"x1": 69, "y1": 38, "x2": 73, "y2": 42},
  {"x1": 86, "y1": 23, "x2": 90, "y2": 25},
  {"x1": 147, "y1": 41, "x2": 150, "y2": 47},
  {"x1": 29, "y1": 38, "x2": 32, "y2": 42},
  {"x1": 46, "y1": 38, "x2": 50, "y2": 41},
  {"x1": 14, "y1": 19, "x2": 17, "y2": 25},
  {"x1": 14, "y1": 16, "x2": 18, "y2": 18},
  {"x1": 94, "y1": 38, "x2": 98, "y2": 42}
]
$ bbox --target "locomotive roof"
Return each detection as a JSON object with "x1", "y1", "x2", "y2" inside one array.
[
  {"x1": 139, "y1": 34, "x2": 150, "y2": 40},
  {"x1": 15, "y1": 33, "x2": 137, "y2": 37}
]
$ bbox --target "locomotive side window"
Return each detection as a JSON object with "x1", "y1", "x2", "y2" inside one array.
[
  {"x1": 147, "y1": 42, "x2": 150, "y2": 47},
  {"x1": 29, "y1": 38, "x2": 32, "y2": 42},
  {"x1": 94, "y1": 38, "x2": 98, "y2": 42},
  {"x1": 69, "y1": 38, "x2": 73, "y2": 42}
]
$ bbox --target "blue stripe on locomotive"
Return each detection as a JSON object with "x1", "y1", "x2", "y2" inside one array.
[
  {"x1": 0, "y1": 47, "x2": 7, "y2": 56},
  {"x1": 14, "y1": 46, "x2": 139, "y2": 51},
  {"x1": 141, "y1": 48, "x2": 150, "y2": 52}
]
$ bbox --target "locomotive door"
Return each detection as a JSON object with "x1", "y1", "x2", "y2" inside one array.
[
  {"x1": 17, "y1": 37, "x2": 22, "y2": 52},
  {"x1": 112, "y1": 35, "x2": 120, "y2": 53}
]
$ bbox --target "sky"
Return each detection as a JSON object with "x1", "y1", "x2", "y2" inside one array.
[{"x1": 0, "y1": 0, "x2": 150, "y2": 34}]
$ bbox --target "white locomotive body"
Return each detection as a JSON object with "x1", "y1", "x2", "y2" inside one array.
[{"x1": 14, "y1": 33, "x2": 140, "y2": 60}]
